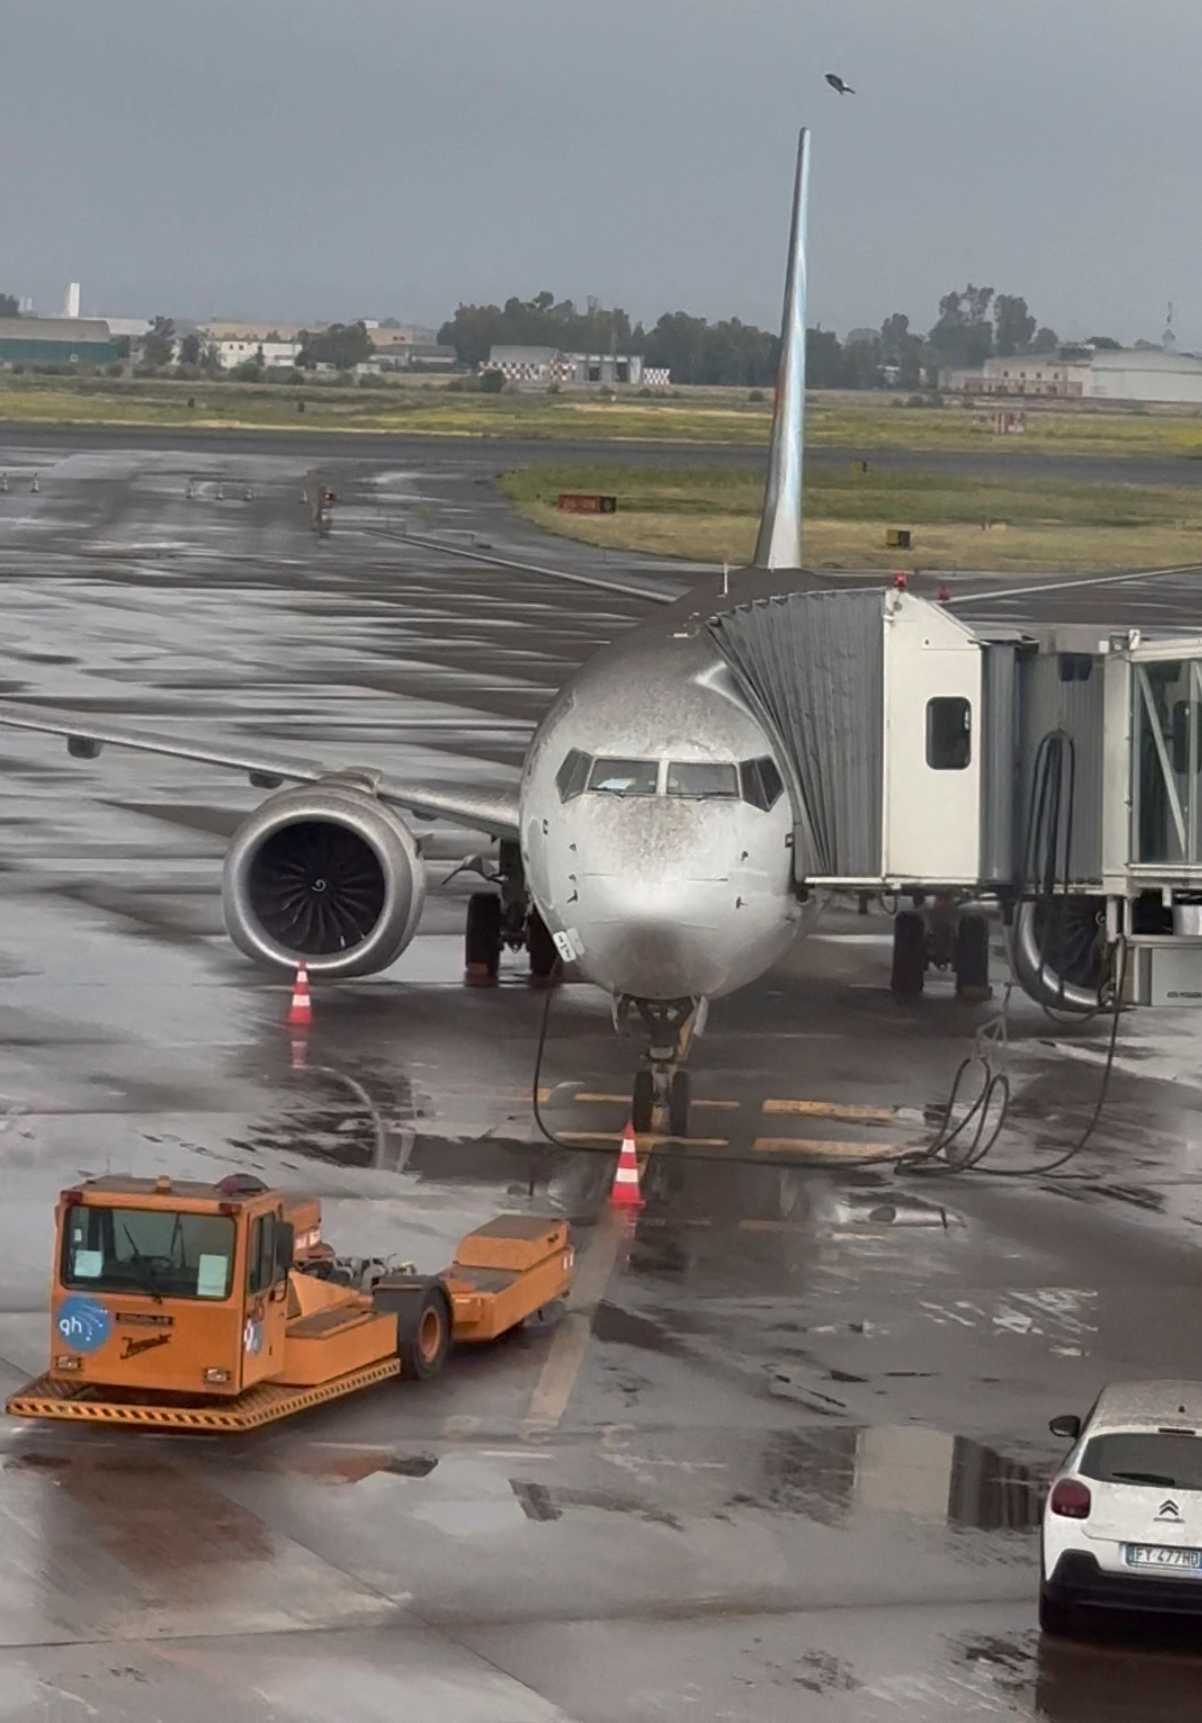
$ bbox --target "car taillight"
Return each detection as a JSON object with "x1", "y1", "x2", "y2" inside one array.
[{"x1": 1050, "y1": 1478, "x2": 1092, "y2": 1519}]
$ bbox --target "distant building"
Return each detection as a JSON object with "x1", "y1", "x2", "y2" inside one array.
[
  {"x1": 211, "y1": 336, "x2": 303, "y2": 370},
  {"x1": 485, "y1": 345, "x2": 667, "y2": 386},
  {"x1": 0, "y1": 316, "x2": 119, "y2": 367},
  {"x1": 944, "y1": 346, "x2": 1202, "y2": 406},
  {"x1": 102, "y1": 317, "x2": 151, "y2": 340},
  {"x1": 202, "y1": 320, "x2": 314, "y2": 345},
  {"x1": 368, "y1": 325, "x2": 438, "y2": 353}
]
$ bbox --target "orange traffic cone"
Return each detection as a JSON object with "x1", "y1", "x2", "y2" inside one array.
[
  {"x1": 287, "y1": 962, "x2": 313, "y2": 1028},
  {"x1": 610, "y1": 1121, "x2": 644, "y2": 1209}
]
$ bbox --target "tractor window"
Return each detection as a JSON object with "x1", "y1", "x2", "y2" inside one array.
[
  {"x1": 587, "y1": 757, "x2": 659, "y2": 796},
  {"x1": 61, "y1": 1206, "x2": 235, "y2": 1301},
  {"x1": 666, "y1": 762, "x2": 739, "y2": 799},
  {"x1": 248, "y1": 1214, "x2": 278, "y2": 1294}
]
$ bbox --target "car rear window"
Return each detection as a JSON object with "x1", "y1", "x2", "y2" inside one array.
[{"x1": 1080, "y1": 1431, "x2": 1202, "y2": 1490}]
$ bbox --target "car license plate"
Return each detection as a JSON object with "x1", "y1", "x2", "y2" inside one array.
[{"x1": 1125, "y1": 1545, "x2": 1202, "y2": 1571}]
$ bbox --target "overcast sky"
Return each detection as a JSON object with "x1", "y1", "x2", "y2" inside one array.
[{"x1": 3, "y1": 0, "x2": 1198, "y2": 345}]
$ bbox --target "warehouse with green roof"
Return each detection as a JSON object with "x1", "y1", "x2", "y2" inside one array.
[{"x1": 0, "y1": 317, "x2": 119, "y2": 366}]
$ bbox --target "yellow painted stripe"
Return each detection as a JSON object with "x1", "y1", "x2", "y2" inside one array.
[
  {"x1": 762, "y1": 1099, "x2": 899, "y2": 1122},
  {"x1": 751, "y1": 1137, "x2": 916, "y2": 1159},
  {"x1": 558, "y1": 1131, "x2": 729, "y2": 1149}
]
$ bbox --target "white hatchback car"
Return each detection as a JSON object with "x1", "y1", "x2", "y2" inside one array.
[{"x1": 1042, "y1": 1380, "x2": 1202, "y2": 1634}]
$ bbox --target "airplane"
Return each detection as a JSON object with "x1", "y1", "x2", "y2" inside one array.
[{"x1": 0, "y1": 129, "x2": 928, "y2": 1140}]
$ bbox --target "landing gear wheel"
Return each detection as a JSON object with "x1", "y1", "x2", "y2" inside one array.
[
  {"x1": 955, "y1": 911, "x2": 991, "y2": 1001},
  {"x1": 527, "y1": 908, "x2": 559, "y2": 986},
  {"x1": 632, "y1": 1069, "x2": 654, "y2": 1135},
  {"x1": 394, "y1": 1283, "x2": 452, "y2": 1381},
  {"x1": 891, "y1": 909, "x2": 926, "y2": 998},
  {"x1": 668, "y1": 1070, "x2": 690, "y2": 1139},
  {"x1": 1038, "y1": 1587, "x2": 1076, "y2": 1638},
  {"x1": 464, "y1": 892, "x2": 501, "y2": 986}
]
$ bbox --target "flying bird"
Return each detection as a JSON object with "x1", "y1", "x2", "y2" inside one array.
[{"x1": 825, "y1": 72, "x2": 855, "y2": 94}]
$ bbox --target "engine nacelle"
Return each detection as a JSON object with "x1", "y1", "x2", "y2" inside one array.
[{"x1": 222, "y1": 782, "x2": 426, "y2": 977}]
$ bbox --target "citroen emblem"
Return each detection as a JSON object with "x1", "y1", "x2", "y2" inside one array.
[{"x1": 1157, "y1": 1500, "x2": 1181, "y2": 1520}]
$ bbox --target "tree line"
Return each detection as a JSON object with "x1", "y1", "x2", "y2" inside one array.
[{"x1": 438, "y1": 284, "x2": 1075, "y2": 387}]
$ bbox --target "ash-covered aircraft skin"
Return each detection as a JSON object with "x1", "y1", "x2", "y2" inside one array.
[{"x1": 0, "y1": 131, "x2": 826, "y2": 1133}]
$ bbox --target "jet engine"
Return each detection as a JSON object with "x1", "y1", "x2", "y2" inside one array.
[
  {"x1": 1012, "y1": 894, "x2": 1108, "y2": 1014},
  {"x1": 222, "y1": 780, "x2": 426, "y2": 977}
]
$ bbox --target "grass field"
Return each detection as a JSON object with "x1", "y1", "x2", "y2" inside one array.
[
  {"x1": 6, "y1": 374, "x2": 1202, "y2": 462},
  {"x1": 499, "y1": 462, "x2": 1202, "y2": 571}
]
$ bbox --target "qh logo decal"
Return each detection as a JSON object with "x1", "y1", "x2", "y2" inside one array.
[
  {"x1": 55, "y1": 1296, "x2": 112, "y2": 1355},
  {"x1": 1157, "y1": 1499, "x2": 1182, "y2": 1521},
  {"x1": 243, "y1": 1317, "x2": 264, "y2": 1357}
]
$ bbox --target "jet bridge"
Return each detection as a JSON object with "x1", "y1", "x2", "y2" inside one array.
[{"x1": 706, "y1": 585, "x2": 1202, "y2": 1010}]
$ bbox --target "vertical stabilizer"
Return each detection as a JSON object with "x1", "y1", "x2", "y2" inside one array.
[{"x1": 753, "y1": 129, "x2": 810, "y2": 570}]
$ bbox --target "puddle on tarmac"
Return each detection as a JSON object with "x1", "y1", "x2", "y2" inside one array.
[{"x1": 727, "y1": 1424, "x2": 1043, "y2": 1531}]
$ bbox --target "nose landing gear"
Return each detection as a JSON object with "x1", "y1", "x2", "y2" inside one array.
[{"x1": 619, "y1": 996, "x2": 706, "y2": 1137}]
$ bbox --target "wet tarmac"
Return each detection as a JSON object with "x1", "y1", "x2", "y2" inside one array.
[{"x1": 5, "y1": 433, "x2": 1202, "y2": 1717}]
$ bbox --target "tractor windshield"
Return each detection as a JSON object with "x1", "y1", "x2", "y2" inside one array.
[{"x1": 61, "y1": 1206, "x2": 236, "y2": 1301}]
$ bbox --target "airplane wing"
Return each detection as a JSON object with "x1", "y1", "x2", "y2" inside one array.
[{"x1": 0, "y1": 705, "x2": 520, "y2": 837}]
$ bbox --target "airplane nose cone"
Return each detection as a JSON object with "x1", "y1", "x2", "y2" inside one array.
[{"x1": 572, "y1": 880, "x2": 730, "y2": 998}]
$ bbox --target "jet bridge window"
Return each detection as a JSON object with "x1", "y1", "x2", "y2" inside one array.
[
  {"x1": 666, "y1": 762, "x2": 739, "y2": 798},
  {"x1": 740, "y1": 756, "x2": 784, "y2": 811},
  {"x1": 587, "y1": 757, "x2": 660, "y2": 796},
  {"x1": 926, "y1": 697, "x2": 972, "y2": 770},
  {"x1": 555, "y1": 749, "x2": 592, "y2": 802}
]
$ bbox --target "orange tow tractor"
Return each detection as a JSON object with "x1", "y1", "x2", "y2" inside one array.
[{"x1": 6, "y1": 1174, "x2": 573, "y2": 1432}]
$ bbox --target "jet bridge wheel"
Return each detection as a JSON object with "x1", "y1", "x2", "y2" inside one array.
[
  {"x1": 890, "y1": 910, "x2": 926, "y2": 998},
  {"x1": 464, "y1": 891, "x2": 502, "y2": 986},
  {"x1": 954, "y1": 912, "x2": 991, "y2": 1002}
]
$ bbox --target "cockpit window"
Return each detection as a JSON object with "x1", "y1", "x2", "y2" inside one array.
[
  {"x1": 556, "y1": 749, "x2": 591, "y2": 802},
  {"x1": 587, "y1": 757, "x2": 659, "y2": 796},
  {"x1": 666, "y1": 762, "x2": 739, "y2": 799},
  {"x1": 740, "y1": 756, "x2": 784, "y2": 811}
]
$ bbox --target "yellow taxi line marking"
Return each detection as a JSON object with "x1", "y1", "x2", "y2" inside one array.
[
  {"x1": 751, "y1": 1137, "x2": 918, "y2": 1159},
  {"x1": 572, "y1": 1093, "x2": 739, "y2": 1110},
  {"x1": 522, "y1": 1209, "x2": 629, "y2": 1437},
  {"x1": 761, "y1": 1099, "x2": 899, "y2": 1122},
  {"x1": 558, "y1": 1131, "x2": 729, "y2": 1149}
]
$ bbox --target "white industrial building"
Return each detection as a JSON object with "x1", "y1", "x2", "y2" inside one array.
[
  {"x1": 201, "y1": 321, "x2": 308, "y2": 370},
  {"x1": 944, "y1": 346, "x2": 1202, "y2": 406}
]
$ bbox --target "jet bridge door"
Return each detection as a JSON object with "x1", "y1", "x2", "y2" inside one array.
[{"x1": 882, "y1": 598, "x2": 983, "y2": 884}]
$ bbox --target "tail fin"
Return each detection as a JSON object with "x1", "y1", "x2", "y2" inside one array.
[{"x1": 752, "y1": 128, "x2": 810, "y2": 571}]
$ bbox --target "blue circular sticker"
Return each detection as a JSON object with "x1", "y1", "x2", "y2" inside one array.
[{"x1": 55, "y1": 1296, "x2": 112, "y2": 1354}]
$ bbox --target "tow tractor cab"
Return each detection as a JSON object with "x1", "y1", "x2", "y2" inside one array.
[
  {"x1": 7, "y1": 1174, "x2": 573, "y2": 1432},
  {"x1": 1041, "y1": 1380, "x2": 1202, "y2": 1635}
]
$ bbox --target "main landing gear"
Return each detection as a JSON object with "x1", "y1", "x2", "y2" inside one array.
[
  {"x1": 617, "y1": 996, "x2": 705, "y2": 1138},
  {"x1": 463, "y1": 842, "x2": 559, "y2": 988},
  {"x1": 890, "y1": 895, "x2": 991, "y2": 1002}
]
